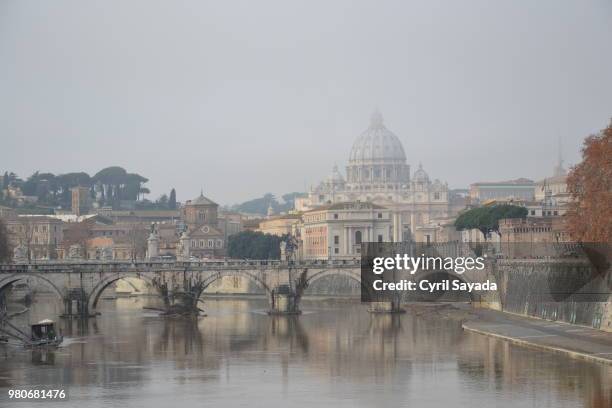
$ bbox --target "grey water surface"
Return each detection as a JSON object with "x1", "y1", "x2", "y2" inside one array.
[{"x1": 0, "y1": 296, "x2": 610, "y2": 407}]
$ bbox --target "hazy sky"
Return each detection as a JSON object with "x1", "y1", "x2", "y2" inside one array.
[{"x1": 1, "y1": 0, "x2": 611, "y2": 205}]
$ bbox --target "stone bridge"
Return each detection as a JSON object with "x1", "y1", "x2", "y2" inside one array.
[
  {"x1": 0, "y1": 259, "x2": 365, "y2": 317},
  {"x1": 0, "y1": 254, "x2": 504, "y2": 319}
]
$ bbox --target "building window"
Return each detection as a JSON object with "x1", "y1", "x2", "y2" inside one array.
[
  {"x1": 208, "y1": 239, "x2": 214, "y2": 248},
  {"x1": 333, "y1": 213, "x2": 338, "y2": 219},
  {"x1": 334, "y1": 248, "x2": 339, "y2": 254},
  {"x1": 434, "y1": 192, "x2": 440, "y2": 200},
  {"x1": 531, "y1": 210, "x2": 535, "y2": 215},
  {"x1": 377, "y1": 212, "x2": 382, "y2": 219},
  {"x1": 355, "y1": 231, "x2": 362, "y2": 245},
  {"x1": 378, "y1": 234, "x2": 383, "y2": 243},
  {"x1": 553, "y1": 211, "x2": 558, "y2": 216},
  {"x1": 334, "y1": 235, "x2": 339, "y2": 245}
]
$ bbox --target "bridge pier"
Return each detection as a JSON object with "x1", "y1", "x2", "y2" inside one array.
[
  {"x1": 0, "y1": 291, "x2": 6, "y2": 316},
  {"x1": 367, "y1": 300, "x2": 405, "y2": 314},
  {"x1": 268, "y1": 285, "x2": 301, "y2": 315},
  {"x1": 0, "y1": 293, "x2": 6, "y2": 343},
  {"x1": 0, "y1": 291, "x2": 6, "y2": 329},
  {"x1": 62, "y1": 289, "x2": 94, "y2": 319},
  {"x1": 167, "y1": 289, "x2": 202, "y2": 316}
]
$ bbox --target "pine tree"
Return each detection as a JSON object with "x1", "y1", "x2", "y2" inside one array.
[{"x1": 169, "y1": 188, "x2": 177, "y2": 209}]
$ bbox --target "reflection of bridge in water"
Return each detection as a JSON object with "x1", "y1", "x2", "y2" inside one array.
[{"x1": 0, "y1": 260, "x2": 367, "y2": 317}]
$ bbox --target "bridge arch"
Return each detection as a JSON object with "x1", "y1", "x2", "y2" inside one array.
[
  {"x1": 87, "y1": 273, "x2": 159, "y2": 313},
  {"x1": 304, "y1": 268, "x2": 362, "y2": 288},
  {"x1": 198, "y1": 269, "x2": 273, "y2": 297},
  {"x1": 0, "y1": 273, "x2": 64, "y2": 302},
  {"x1": 301, "y1": 268, "x2": 376, "y2": 299}
]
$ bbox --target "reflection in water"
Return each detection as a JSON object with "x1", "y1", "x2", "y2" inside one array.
[{"x1": 0, "y1": 296, "x2": 610, "y2": 407}]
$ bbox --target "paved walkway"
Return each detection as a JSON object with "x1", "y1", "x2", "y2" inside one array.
[{"x1": 463, "y1": 309, "x2": 612, "y2": 365}]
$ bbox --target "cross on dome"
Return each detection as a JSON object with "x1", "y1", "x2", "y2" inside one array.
[{"x1": 370, "y1": 109, "x2": 384, "y2": 128}]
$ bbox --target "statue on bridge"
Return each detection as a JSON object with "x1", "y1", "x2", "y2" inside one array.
[
  {"x1": 146, "y1": 224, "x2": 159, "y2": 260},
  {"x1": 68, "y1": 244, "x2": 83, "y2": 260},
  {"x1": 280, "y1": 234, "x2": 299, "y2": 262},
  {"x1": 177, "y1": 231, "x2": 190, "y2": 261},
  {"x1": 13, "y1": 245, "x2": 27, "y2": 263},
  {"x1": 101, "y1": 246, "x2": 113, "y2": 261}
]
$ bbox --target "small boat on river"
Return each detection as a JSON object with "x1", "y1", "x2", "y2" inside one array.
[{"x1": 28, "y1": 319, "x2": 63, "y2": 347}]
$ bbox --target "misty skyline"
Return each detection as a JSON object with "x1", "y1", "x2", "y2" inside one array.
[{"x1": 1, "y1": 0, "x2": 611, "y2": 205}]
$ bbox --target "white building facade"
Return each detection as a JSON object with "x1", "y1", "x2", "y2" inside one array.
[{"x1": 301, "y1": 201, "x2": 392, "y2": 260}]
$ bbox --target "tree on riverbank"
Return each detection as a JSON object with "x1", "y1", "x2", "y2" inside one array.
[
  {"x1": 227, "y1": 231, "x2": 288, "y2": 259},
  {"x1": 566, "y1": 120, "x2": 612, "y2": 243},
  {"x1": 454, "y1": 205, "x2": 527, "y2": 239}
]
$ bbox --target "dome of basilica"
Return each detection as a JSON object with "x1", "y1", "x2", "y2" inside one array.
[{"x1": 348, "y1": 110, "x2": 407, "y2": 164}]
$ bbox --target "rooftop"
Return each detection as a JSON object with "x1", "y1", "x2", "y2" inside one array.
[
  {"x1": 186, "y1": 190, "x2": 218, "y2": 206},
  {"x1": 471, "y1": 178, "x2": 535, "y2": 187},
  {"x1": 305, "y1": 201, "x2": 388, "y2": 213}
]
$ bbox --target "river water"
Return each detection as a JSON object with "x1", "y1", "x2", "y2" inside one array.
[{"x1": 1, "y1": 295, "x2": 611, "y2": 407}]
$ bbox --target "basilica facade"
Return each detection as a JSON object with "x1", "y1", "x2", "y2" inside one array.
[{"x1": 297, "y1": 111, "x2": 453, "y2": 241}]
